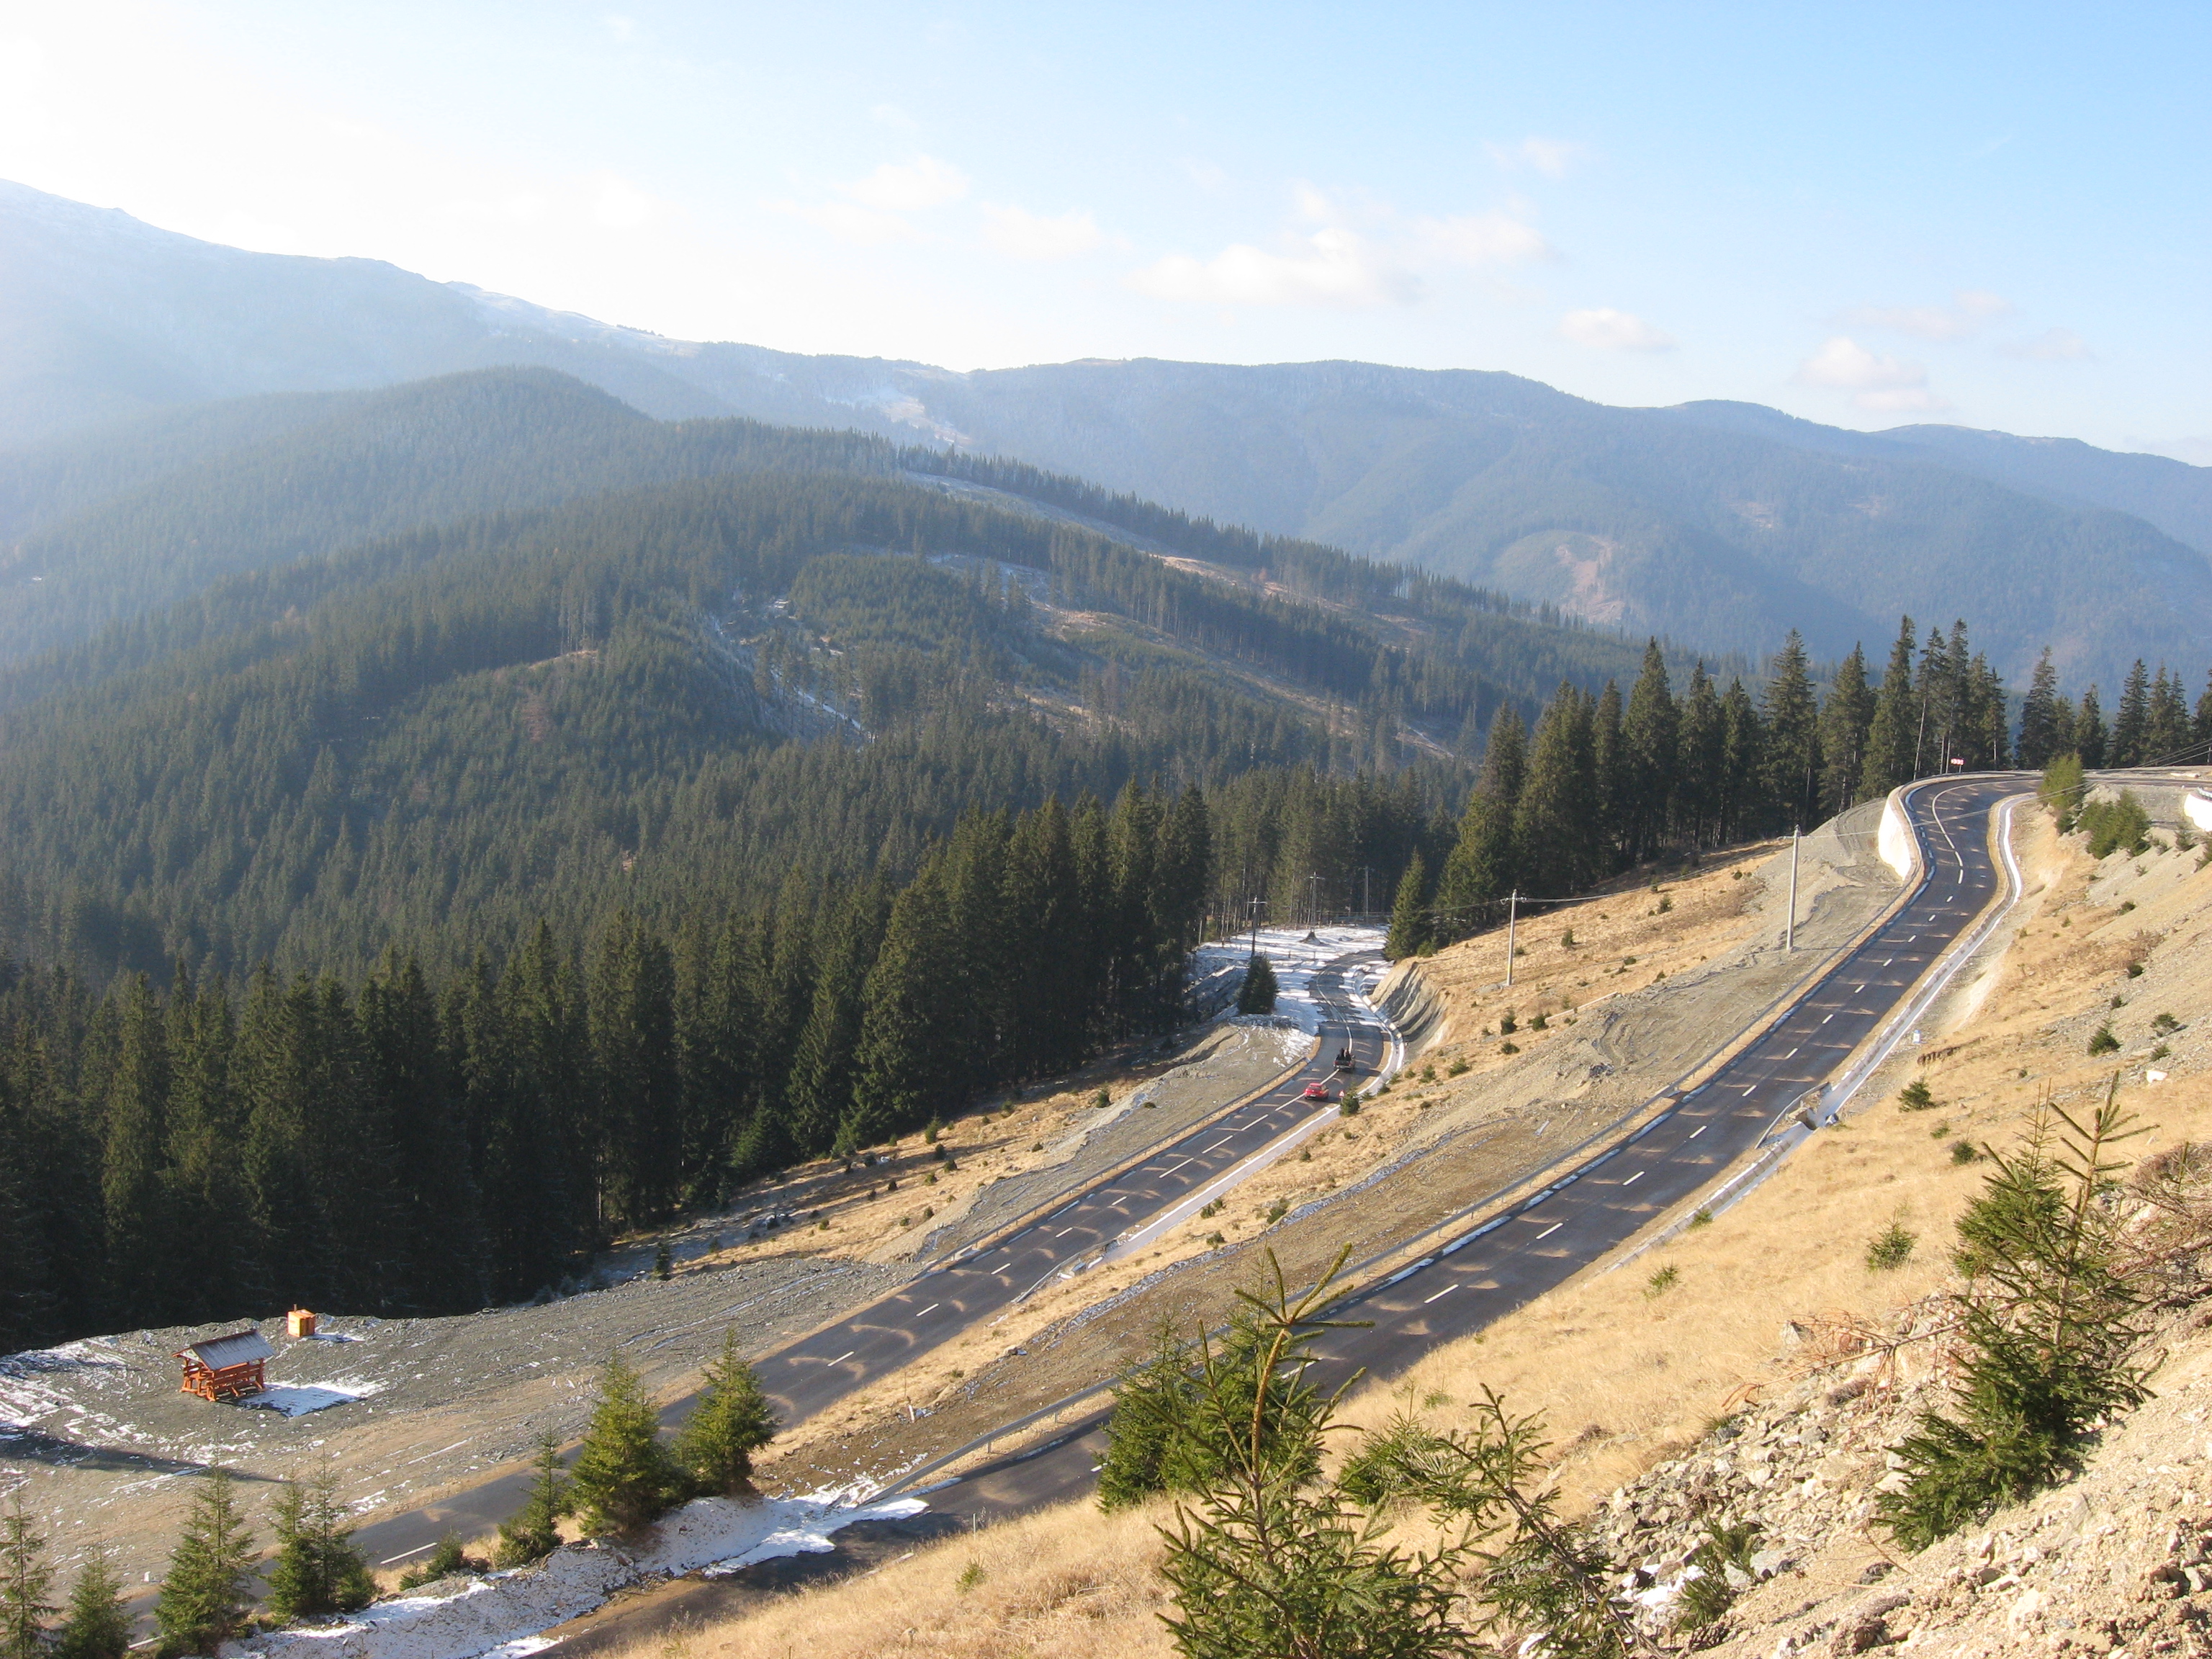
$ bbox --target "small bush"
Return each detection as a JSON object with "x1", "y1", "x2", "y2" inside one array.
[
  {"x1": 1529, "y1": 1010, "x2": 1550, "y2": 1031},
  {"x1": 1341, "y1": 1096, "x2": 1362, "y2": 1116},
  {"x1": 1658, "y1": 894, "x2": 1674, "y2": 914},
  {"x1": 2088, "y1": 1025, "x2": 2121, "y2": 1056},
  {"x1": 2127, "y1": 961, "x2": 2144, "y2": 977},
  {"x1": 397, "y1": 1532, "x2": 481, "y2": 1591},
  {"x1": 2150, "y1": 1043, "x2": 2171, "y2": 1061},
  {"x1": 1419, "y1": 1064, "x2": 1436, "y2": 1083},
  {"x1": 1951, "y1": 1140, "x2": 1978, "y2": 1164},
  {"x1": 956, "y1": 1560, "x2": 984, "y2": 1593},
  {"x1": 1688, "y1": 1208, "x2": 1714, "y2": 1229},
  {"x1": 1447, "y1": 1056, "x2": 1470, "y2": 1076},
  {"x1": 2080, "y1": 791, "x2": 2152, "y2": 858},
  {"x1": 1264, "y1": 1199, "x2": 1289, "y2": 1226},
  {"x1": 2152, "y1": 1012, "x2": 2181, "y2": 1035},
  {"x1": 1645, "y1": 1264, "x2": 1679, "y2": 1298},
  {"x1": 1499, "y1": 1040, "x2": 1521, "y2": 1056},
  {"x1": 1498, "y1": 1010, "x2": 1518, "y2": 1035},
  {"x1": 1897, "y1": 1079, "x2": 1937, "y2": 1112},
  {"x1": 1866, "y1": 1223, "x2": 1917, "y2": 1271},
  {"x1": 1092, "y1": 1088, "x2": 1110, "y2": 1109},
  {"x1": 1561, "y1": 927, "x2": 1576, "y2": 948}
]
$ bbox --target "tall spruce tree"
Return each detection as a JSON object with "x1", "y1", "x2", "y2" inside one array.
[
  {"x1": 2015, "y1": 649, "x2": 2067, "y2": 769},
  {"x1": 1763, "y1": 631, "x2": 1820, "y2": 831},
  {"x1": 1818, "y1": 644, "x2": 1877, "y2": 814},
  {"x1": 567, "y1": 1354, "x2": 689, "y2": 1535},
  {"x1": 493, "y1": 1434, "x2": 571, "y2": 1568},
  {"x1": 1, "y1": 1498, "x2": 54, "y2": 1659},
  {"x1": 2075, "y1": 686, "x2": 2108, "y2": 768},
  {"x1": 53, "y1": 1556, "x2": 130, "y2": 1659},
  {"x1": 1673, "y1": 665, "x2": 1723, "y2": 850},
  {"x1": 264, "y1": 1467, "x2": 374, "y2": 1623},
  {"x1": 1621, "y1": 639, "x2": 1676, "y2": 862},
  {"x1": 673, "y1": 1328, "x2": 779, "y2": 1496},
  {"x1": 2111, "y1": 659, "x2": 2151, "y2": 767},
  {"x1": 1435, "y1": 706, "x2": 1527, "y2": 927},
  {"x1": 1860, "y1": 618, "x2": 1920, "y2": 800},
  {"x1": 1514, "y1": 684, "x2": 1598, "y2": 896},
  {"x1": 154, "y1": 1470, "x2": 256, "y2": 1658},
  {"x1": 1383, "y1": 853, "x2": 1431, "y2": 961}
]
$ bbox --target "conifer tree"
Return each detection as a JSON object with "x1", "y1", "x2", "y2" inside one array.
[
  {"x1": 782, "y1": 885, "x2": 885, "y2": 1157},
  {"x1": 2194, "y1": 667, "x2": 2212, "y2": 759},
  {"x1": 673, "y1": 1328, "x2": 779, "y2": 1496},
  {"x1": 1383, "y1": 853, "x2": 1431, "y2": 961},
  {"x1": 1621, "y1": 639, "x2": 1676, "y2": 862},
  {"x1": 1, "y1": 1497, "x2": 54, "y2": 1659},
  {"x1": 2015, "y1": 648, "x2": 2067, "y2": 770},
  {"x1": 154, "y1": 1469, "x2": 256, "y2": 1658},
  {"x1": 101, "y1": 974, "x2": 172, "y2": 1329},
  {"x1": 2146, "y1": 665, "x2": 2191, "y2": 760},
  {"x1": 1589, "y1": 679, "x2": 1627, "y2": 868},
  {"x1": 1817, "y1": 644, "x2": 1876, "y2": 814},
  {"x1": 53, "y1": 1555, "x2": 130, "y2": 1659},
  {"x1": 2110, "y1": 658, "x2": 2150, "y2": 767},
  {"x1": 567, "y1": 1354, "x2": 689, "y2": 1535},
  {"x1": 2074, "y1": 685, "x2": 2108, "y2": 768},
  {"x1": 842, "y1": 863, "x2": 953, "y2": 1151},
  {"x1": 1514, "y1": 684, "x2": 1597, "y2": 895},
  {"x1": 493, "y1": 1434, "x2": 570, "y2": 1568},
  {"x1": 1718, "y1": 678, "x2": 1766, "y2": 843},
  {"x1": 1435, "y1": 706, "x2": 1526, "y2": 927},
  {"x1": 264, "y1": 1467, "x2": 374, "y2": 1623},
  {"x1": 1859, "y1": 617, "x2": 1920, "y2": 799},
  {"x1": 1236, "y1": 954, "x2": 1279, "y2": 1015},
  {"x1": 1673, "y1": 665, "x2": 1722, "y2": 850},
  {"x1": 1762, "y1": 630, "x2": 1820, "y2": 830}
]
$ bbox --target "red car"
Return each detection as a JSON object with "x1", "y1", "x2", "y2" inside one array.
[{"x1": 1302, "y1": 1082, "x2": 1332, "y2": 1102}]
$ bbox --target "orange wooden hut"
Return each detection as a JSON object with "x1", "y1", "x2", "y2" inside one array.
[{"x1": 176, "y1": 1330, "x2": 274, "y2": 1403}]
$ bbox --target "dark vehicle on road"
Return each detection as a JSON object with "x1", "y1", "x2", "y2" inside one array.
[{"x1": 1334, "y1": 1046, "x2": 1359, "y2": 1070}]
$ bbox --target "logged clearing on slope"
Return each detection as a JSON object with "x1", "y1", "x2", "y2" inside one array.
[{"x1": 665, "y1": 792, "x2": 2212, "y2": 1659}]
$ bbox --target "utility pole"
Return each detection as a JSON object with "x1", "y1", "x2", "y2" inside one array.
[
  {"x1": 1786, "y1": 824, "x2": 1800, "y2": 952},
  {"x1": 1309, "y1": 872, "x2": 1323, "y2": 929},
  {"x1": 1505, "y1": 889, "x2": 1519, "y2": 987},
  {"x1": 1246, "y1": 896, "x2": 1261, "y2": 963},
  {"x1": 1361, "y1": 865, "x2": 1372, "y2": 917}
]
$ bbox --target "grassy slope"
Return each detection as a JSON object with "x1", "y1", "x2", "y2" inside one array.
[{"x1": 655, "y1": 801, "x2": 2212, "y2": 1659}]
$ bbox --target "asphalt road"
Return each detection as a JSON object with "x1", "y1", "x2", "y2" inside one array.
[
  {"x1": 351, "y1": 950, "x2": 1394, "y2": 1565},
  {"x1": 933, "y1": 775, "x2": 2026, "y2": 1520}
]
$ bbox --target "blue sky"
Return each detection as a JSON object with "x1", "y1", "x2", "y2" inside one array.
[{"x1": 2, "y1": 1, "x2": 2206, "y2": 457}]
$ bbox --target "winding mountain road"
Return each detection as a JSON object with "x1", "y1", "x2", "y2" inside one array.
[
  {"x1": 350, "y1": 953, "x2": 1398, "y2": 1563},
  {"x1": 931, "y1": 775, "x2": 2028, "y2": 1519}
]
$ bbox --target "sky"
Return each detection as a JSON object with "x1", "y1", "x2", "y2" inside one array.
[{"x1": 1, "y1": 1, "x2": 2208, "y2": 461}]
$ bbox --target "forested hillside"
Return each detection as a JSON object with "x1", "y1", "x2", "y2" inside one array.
[
  {"x1": 0, "y1": 463, "x2": 1667, "y2": 984},
  {"x1": 10, "y1": 179, "x2": 2212, "y2": 693}
]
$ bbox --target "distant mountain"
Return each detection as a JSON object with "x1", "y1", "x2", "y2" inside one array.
[{"x1": 6, "y1": 178, "x2": 2208, "y2": 691}]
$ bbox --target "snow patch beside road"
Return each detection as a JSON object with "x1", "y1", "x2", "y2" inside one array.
[
  {"x1": 1190, "y1": 927, "x2": 1385, "y2": 1034},
  {"x1": 238, "y1": 1491, "x2": 927, "y2": 1659}
]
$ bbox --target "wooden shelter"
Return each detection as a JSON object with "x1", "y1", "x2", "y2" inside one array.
[{"x1": 177, "y1": 1329, "x2": 274, "y2": 1403}]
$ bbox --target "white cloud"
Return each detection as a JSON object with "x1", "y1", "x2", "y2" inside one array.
[
  {"x1": 1130, "y1": 226, "x2": 1419, "y2": 307},
  {"x1": 1485, "y1": 135, "x2": 1588, "y2": 179},
  {"x1": 1842, "y1": 288, "x2": 2012, "y2": 341},
  {"x1": 1999, "y1": 326, "x2": 2092, "y2": 361},
  {"x1": 603, "y1": 14, "x2": 637, "y2": 44},
  {"x1": 1796, "y1": 336, "x2": 1950, "y2": 410},
  {"x1": 869, "y1": 102, "x2": 918, "y2": 130},
  {"x1": 1413, "y1": 211, "x2": 1554, "y2": 267},
  {"x1": 835, "y1": 154, "x2": 968, "y2": 212},
  {"x1": 981, "y1": 203, "x2": 1106, "y2": 260},
  {"x1": 1557, "y1": 307, "x2": 1674, "y2": 351}
]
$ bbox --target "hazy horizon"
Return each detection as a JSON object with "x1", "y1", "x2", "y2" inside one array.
[{"x1": 1, "y1": 2, "x2": 2206, "y2": 462}]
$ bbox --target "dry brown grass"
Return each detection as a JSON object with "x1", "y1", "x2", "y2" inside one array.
[
  {"x1": 648, "y1": 1498, "x2": 1176, "y2": 1659},
  {"x1": 668, "y1": 807, "x2": 2212, "y2": 1657}
]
